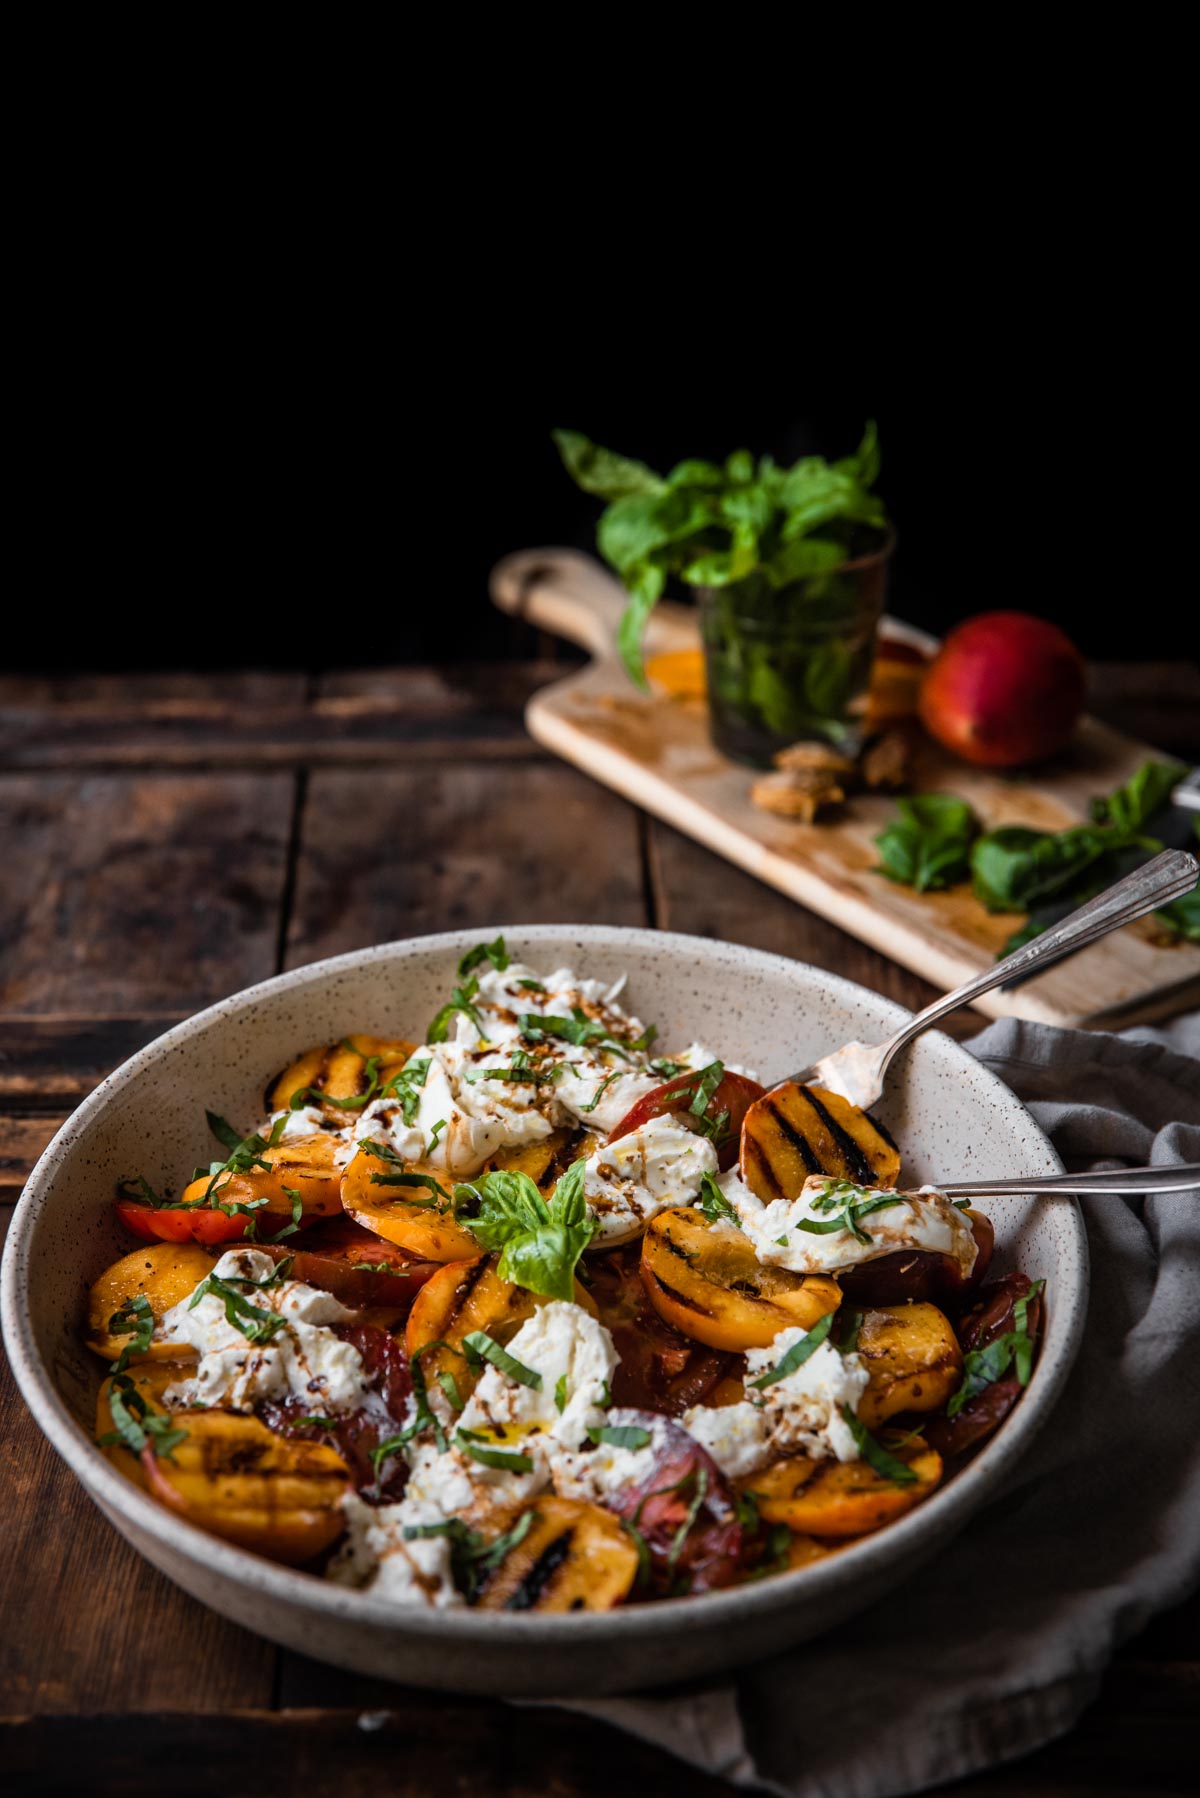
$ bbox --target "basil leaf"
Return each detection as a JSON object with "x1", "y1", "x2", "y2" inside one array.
[
  {"x1": 875, "y1": 795, "x2": 980, "y2": 893},
  {"x1": 428, "y1": 976, "x2": 483, "y2": 1043},
  {"x1": 554, "y1": 1374, "x2": 568, "y2": 1414},
  {"x1": 457, "y1": 1158, "x2": 597, "y2": 1302},
  {"x1": 696, "y1": 1172, "x2": 742, "y2": 1229},
  {"x1": 462, "y1": 1330, "x2": 543, "y2": 1390},
  {"x1": 750, "y1": 1309, "x2": 834, "y2": 1389},
  {"x1": 187, "y1": 1273, "x2": 286, "y2": 1344},
  {"x1": 840, "y1": 1407, "x2": 919, "y2": 1484},
  {"x1": 947, "y1": 1277, "x2": 1045, "y2": 1415},
  {"x1": 370, "y1": 1433, "x2": 409, "y2": 1483},
  {"x1": 552, "y1": 430, "x2": 666, "y2": 501},
  {"x1": 557, "y1": 427, "x2": 887, "y2": 693},
  {"x1": 379, "y1": 1057, "x2": 431, "y2": 1125},
  {"x1": 108, "y1": 1292, "x2": 155, "y2": 1373},
  {"x1": 586, "y1": 1424, "x2": 651, "y2": 1451},
  {"x1": 97, "y1": 1374, "x2": 188, "y2": 1461},
  {"x1": 437, "y1": 1371, "x2": 464, "y2": 1412},
  {"x1": 575, "y1": 1069, "x2": 623, "y2": 1114},
  {"x1": 454, "y1": 1431, "x2": 535, "y2": 1473},
  {"x1": 457, "y1": 936, "x2": 510, "y2": 979}
]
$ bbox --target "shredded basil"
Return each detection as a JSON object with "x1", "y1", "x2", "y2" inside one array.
[
  {"x1": 750, "y1": 1310, "x2": 835, "y2": 1389},
  {"x1": 947, "y1": 1279, "x2": 1045, "y2": 1416},
  {"x1": 575, "y1": 1069, "x2": 623, "y2": 1114},
  {"x1": 378, "y1": 1057, "x2": 431, "y2": 1125},
  {"x1": 554, "y1": 1374, "x2": 569, "y2": 1414},
  {"x1": 97, "y1": 1374, "x2": 188, "y2": 1461},
  {"x1": 428, "y1": 976, "x2": 484, "y2": 1043},
  {"x1": 667, "y1": 1466, "x2": 709, "y2": 1573},
  {"x1": 186, "y1": 1272, "x2": 287, "y2": 1344},
  {"x1": 402, "y1": 1507, "x2": 536, "y2": 1600},
  {"x1": 457, "y1": 935, "x2": 510, "y2": 979},
  {"x1": 587, "y1": 1423, "x2": 651, "y2": 1451},
  {"x1": 108, "y1": 1292, "x2": 154, "y2": 1373},
  {"x1": 454, "y1": 1431, "x2": 536, "y2": 1473},
  {"x1": 696, "y1": 1172, "x2": 742, "y2": 1229},
  {"x1": 437, "y1": 1370, "x2": 464, "y2": 1412},
  {"x1": 840, "y1": 1407, "x2": 920, "y2": 1484},
  {"x1": 462, "y1": 1330, "x2": 543, "y2": 1390}
]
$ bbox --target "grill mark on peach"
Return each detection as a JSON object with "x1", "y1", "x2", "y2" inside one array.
[
  {"x1": 505, "y1": 1529, "x2": 573, "y2": 1611},
  {"x1": 742, "y1": 1133, "x2": 788, "y2": 1201},
  {"x1": 440, "y1": 1257, "x2": 490, "y2": 1331},
  {"x1": 646, "y1": 1271, "x2": 714, "y2": 1318},
  {"x1": 799, "y1": 1088, "x2": 874, "y2": 1184},
  {"x1": 763, "y1": 1098, "x2": 824, "y2": 1176}
]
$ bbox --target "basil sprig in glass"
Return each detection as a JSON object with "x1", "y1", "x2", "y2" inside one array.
[{"x1": 555, "y1": 425, "x2": 894, "y2": 766}]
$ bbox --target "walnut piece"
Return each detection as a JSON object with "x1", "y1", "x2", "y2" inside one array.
[
  {"x1": 773, "y1": 741, "x2": 856, "y2": 778},
  {"x1": 751, "y1": 768, "x2": 846, "y2": 823}
]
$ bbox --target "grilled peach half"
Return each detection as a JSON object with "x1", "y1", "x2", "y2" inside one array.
[
  {"x1": 740, "y1": 1083, "x2": 901, "y2": 1205},
  {"x1": 265, "y1": 1035, "x2": 418, "y2": 1123},
  {"x1": 751, "y1": 1436, "x2": 942, "y2": 1537},
  {"x1": 854, "y1": 1303, "x2": 963, "y2": 1429},
  {"x1": 341, "y1": 1144, "x2": 479, "y2": 1262},
  {"x1": 141, "y1": 1410, "x2": 352, "y2": 1564},
  {"x1": 179, "y1": 1132, "x2": 345, "y2": 1221},
  {"x1": 473, "y1": 1497, "x2": 639, "y2": 1612},
  {"x1": 640, "y1": 1208, "x2": 841, "y2": 1352},
  {"x1": 87, "y1": 1242, "x2": 213, "y2": 1363}
]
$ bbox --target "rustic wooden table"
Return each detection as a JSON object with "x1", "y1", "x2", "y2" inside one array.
[{"x1": 2, "y1": 664, "x2": 1197, "y2": 1797}]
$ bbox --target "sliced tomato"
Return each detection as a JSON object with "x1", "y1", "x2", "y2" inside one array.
[
  {"x1": 610, "y1": 1068, "x2": 765, "y2": 1171},
  {"x1": 593, "y1": 1410, "x2": 743, "y2": 1594},
  {"x1": 256, "y1": 1215, "x2": 438, "y2": 1309},
  {"x1": 115, "y1": 1197, "x2": 257, "y2": 1245},
  {"x1": 260, "y1": 1321, "x2": 414, "y2": 1499}
]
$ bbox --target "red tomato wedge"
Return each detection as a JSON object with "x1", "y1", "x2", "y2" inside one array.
[
  {"x1": 114, "y1": 1197, "x2": 265, "y2": 1246},
  {"x1": 257, "y1": 1215, "x2": 438, "y2": 1309},
  {"x1": 594, "y1": 1411, "x2": 744, "y2": 1594},
  {"x1": 609, "y1": 1068, "x2": 765, "y2": 1171}
]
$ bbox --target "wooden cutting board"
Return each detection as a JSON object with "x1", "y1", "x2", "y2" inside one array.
[{"x1": 490, "y1": 548, "x2": 1200, "y2": 1028}]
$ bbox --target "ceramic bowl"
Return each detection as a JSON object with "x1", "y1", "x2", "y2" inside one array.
[{"x1": 1, "y1": 926, "x2": 1086, "y2": 1695}]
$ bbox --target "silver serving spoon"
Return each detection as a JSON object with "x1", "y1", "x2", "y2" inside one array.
[
  {"x1": 935, "y1": 1163, "x2": 1200, "y2": 1199},
  {"x1": 788, "y1": 847, "x2": 1199, "y2": 1109}
]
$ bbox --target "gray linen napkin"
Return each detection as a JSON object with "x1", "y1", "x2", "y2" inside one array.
[{"x1": 546, "y1": 1015, "x2": 1200, "y2": 1797}]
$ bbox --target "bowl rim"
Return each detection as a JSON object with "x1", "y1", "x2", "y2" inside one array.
[{"x1": 2, "y1": 923, "x2": 1086, "y2": 1645}]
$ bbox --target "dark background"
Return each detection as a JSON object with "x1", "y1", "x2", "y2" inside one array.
[{"x1": 21, "y1": 290, "x2": 1185, "y2": 673}]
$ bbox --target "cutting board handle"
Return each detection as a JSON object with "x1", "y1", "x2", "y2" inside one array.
[{"x1": 490, "y1": 548, "x2": 698, "y2": 663}]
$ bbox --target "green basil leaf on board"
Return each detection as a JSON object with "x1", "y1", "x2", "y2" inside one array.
[
  {"x1": 874, "y1": 761, "x2": 1198, "y2": 957},
  {"x1": 875, "y1": 795, "x2": 980, "y2": 893}
]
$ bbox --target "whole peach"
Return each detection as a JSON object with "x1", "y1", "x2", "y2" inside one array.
[{"x1": 918, "y1": 611, "x2": 1085, "y2": 768}]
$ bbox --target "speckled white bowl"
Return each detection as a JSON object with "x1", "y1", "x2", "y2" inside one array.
[{"x1": 2, "y1": 926, "x2": 1086, "y2": 1695}]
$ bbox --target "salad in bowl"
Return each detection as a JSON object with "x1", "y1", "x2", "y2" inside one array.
[{"x1": 85, "y1": 937, "x2": 1044, "y2": 1615}]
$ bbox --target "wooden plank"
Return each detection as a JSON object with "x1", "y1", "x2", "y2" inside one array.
[
  {"x1": 0, "y1": 1112, "x2": 64, "y2": 1198},
  {"x1": 0, "y1": 773, "x2": 295, "y2": 1014},
  {"x1": 0, "y1": 1706, "x2": 741, "y2": 1797},
  {"x1": 0, "y1": 667, "x2": 562, "y2": 771},
  {"x1": 284, "y1": 760, "x2": 648, "y2": 968},
  {"x1": 0, "y1": 1015, "x2": 186, "y2": 1103},
  {"x1": 0, "y1": 1215, "x2": 276, "y2": 1713},
  {"x1": 2, "y1": 1658, "x2": 1197, "y2": 1797},
  {"x1": 492, "y1": 551, "x2": 1200, "y2": 1032}
]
